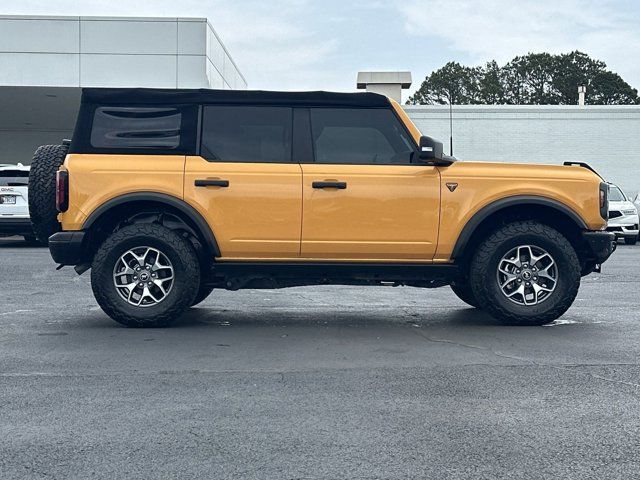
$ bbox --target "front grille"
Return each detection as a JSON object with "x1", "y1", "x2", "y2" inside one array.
[
  {"x1": 609, "y1": 210, "x2": 623, "y2": 219},
  {"x1": 607, "y1": 226, "x2": 623, "y2": 232}
]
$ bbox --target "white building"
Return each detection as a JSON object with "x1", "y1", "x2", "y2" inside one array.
[
  {"x1": 0, "y1": 15, "x2": 246, "y2": 165},
  {"x1": 404, "y1": 104, "x2": 640, "y2": 196}
]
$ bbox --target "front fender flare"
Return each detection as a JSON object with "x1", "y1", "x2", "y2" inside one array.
[{"x1": 451, "y1": 195, "x2": 588, "y2": 259}]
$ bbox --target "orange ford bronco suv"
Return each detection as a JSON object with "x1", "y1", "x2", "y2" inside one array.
[{"x1": 28, "y1": 88, "x2": 615, "y2": 327}]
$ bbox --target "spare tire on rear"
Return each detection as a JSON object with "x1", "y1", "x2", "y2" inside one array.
[{"x1": 28, "y1": 143, "x2": 69, "y2": 243}]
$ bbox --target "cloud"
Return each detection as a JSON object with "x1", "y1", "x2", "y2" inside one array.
[
  {"x1": 3, "y1": 0, "x2": 638, "y2": 91},
  {"x1": 200, "y1": 2, "x2": 342, "y2": 90},
  {"x1": 398, "y1": 0, "x2": 640, "y2": 88}
]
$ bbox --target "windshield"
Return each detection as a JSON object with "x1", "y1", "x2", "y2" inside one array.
[
  {"x1": 609, "y1": 185, "x2": 627, "y2": 202},
  {"x1": 0, "y1": 170, "x2": 29, "y2": 186}
]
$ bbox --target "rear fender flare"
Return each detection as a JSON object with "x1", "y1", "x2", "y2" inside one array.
[{"x1": 82, "y1": 192, "x2": 220, "y2": 257}]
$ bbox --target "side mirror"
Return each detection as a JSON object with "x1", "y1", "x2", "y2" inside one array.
[{"x1": 418, "y1": 136, "x2": 454, "y2": 166}]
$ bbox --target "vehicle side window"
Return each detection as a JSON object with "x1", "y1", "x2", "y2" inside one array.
[
  {"x1": 201, "y1": 106, "x2": 293, "y2": 163},
  {"x1": 309, "y1": 108, "x2": 415, "y2": 165},
  {"x1": 90, "y1": 107, "x2": 182, "y2": 149}
]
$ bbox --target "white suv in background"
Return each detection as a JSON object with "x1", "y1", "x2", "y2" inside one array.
[
  {"x1": 606, "y1": 183, "x2": 639, "y2": 245},
  {"x1": 0, "y1": 163, "x2": 35, "y2": 242}
]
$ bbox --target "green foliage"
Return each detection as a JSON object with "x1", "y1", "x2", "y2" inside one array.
[
  {"x1": 407, "y1": 51, "x2": 639, "y2": 106},
  {"x1": 406, "y1": 61, "x2": 479, "y2": 105}
]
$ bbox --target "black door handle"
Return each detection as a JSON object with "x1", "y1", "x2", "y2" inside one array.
[
  {"x1": 195, "y1": 179, "x2": 229, "y2": 187},
  {"x1": 312, "y1": 181, "x2": 347, "y2": 189}
]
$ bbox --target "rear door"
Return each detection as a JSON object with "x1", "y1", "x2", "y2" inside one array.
[
  {"x1": 300, "y1": 107, "x2": 440, "y2": 260},
  {"x1": 183, "y1": 105, "x2": 302, "y2": 259}
]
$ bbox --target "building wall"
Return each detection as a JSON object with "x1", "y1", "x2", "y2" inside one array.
[
  {"x1": 405, "y1": 105, "x2": 640, "y2": 197},
  {"x1": 0, "y1": 15, "x2": 246, "y2": 165},
  {"x1": 0, "y1": 15, "x2": 247, "y2": 89}
]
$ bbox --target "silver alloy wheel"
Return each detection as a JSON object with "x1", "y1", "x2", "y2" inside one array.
[
  {"x1": 496, "y1": 244, "x2": 558, "y2": 306},
  {"x1": 113, "y1": 246, "x2": 174, "y2": 307}
]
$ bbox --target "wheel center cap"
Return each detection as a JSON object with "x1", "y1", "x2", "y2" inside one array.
[
  {"x1": 139, "y1": 272, "x2": 150, "y2": 281},
  {"x1": 522, "y1": 270, "x2": 532, "y2": 280}
]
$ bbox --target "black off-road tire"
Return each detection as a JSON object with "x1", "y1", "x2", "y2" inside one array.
[
  {"x1": 450, "y1": 281, "x2": 479, "y2": 309},
  {"x1": 625, "y1": 235, "x2": 638, "y2": 246},
  {"x1": 91, "y1": 223, "x2": 200, "y2": 328},
  {"x1": 28, "y1": 144, "x2": 69, "y2": 243},
  {"x1": 191, "y1": 284, "x2": 215, "y2": 307},
  {"x1": 469, "y1": 221, "x2": 581, "y2": 326}
]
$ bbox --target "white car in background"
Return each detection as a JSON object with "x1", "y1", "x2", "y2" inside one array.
[
  {"x1": 606, "y1": 183, "x2": 639, "y2": 245},
  {"x1": 0, "y1": 163, "x2": 36, "y2": 242}
]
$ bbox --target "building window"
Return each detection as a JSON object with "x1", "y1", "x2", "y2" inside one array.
[
  {"x1": 310, "y1": 108, "x2": 414, "y2": 165},
  {"x1": 90, "y1": 107, "x2": 182, "y2": 149},
  {"x1": 201, "y1": 106, "x2": 293, "y2": 163}
]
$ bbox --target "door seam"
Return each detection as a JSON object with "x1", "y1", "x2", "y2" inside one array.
[{"x1": 298, "y1": 163, "x2": 304, "y2": 256}]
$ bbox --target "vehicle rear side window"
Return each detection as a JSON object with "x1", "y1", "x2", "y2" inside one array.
[
  {"x1": 201, "y1": 106, "x2": 292, "y2": 163},
  {"x1": 90, "y1": 107, "x2": 182, "y2": 149},
  {"x1": 0, "y1": 170, "x2": 29, "y2": 186},
  {"x1": 310, "y1": 108, "x2": 415, "y2": 165}
]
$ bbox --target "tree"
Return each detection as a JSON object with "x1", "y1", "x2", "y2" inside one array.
[
  {"x1": 406, "y1": 62, "x2": 482, "y2": 105},
  {"x1": 407, "y1": 52, "x2": 639, "y2": 106},
  {"x1": 504, "y1": 53, "x2": 560, "y2": 104},
  {"x1": 478, "y1": 60, "x2": 506, "y2": 104},
  {"x1": 551, "y1": 51, "x2": 605, "y2": 104},
  {"x1": 589, "y1": 71, "x2": 639, "y2": 105}
]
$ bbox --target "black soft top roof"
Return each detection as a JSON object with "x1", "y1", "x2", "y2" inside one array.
[{"x1": 81, "y1": 88, "x2": 391, "y2": 108}]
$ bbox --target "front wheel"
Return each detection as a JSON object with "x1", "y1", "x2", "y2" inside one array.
[
  {"x1": 469, "y1": 221, "x2": 581, "y2": 326},
  {"x1": 91, "y1": 224, "x2": 200, "y2": 327},
  {"x1": 625, "y1": 235, "x2": 638, "y2": 246}
]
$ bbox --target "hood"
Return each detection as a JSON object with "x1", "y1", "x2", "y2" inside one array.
[
  {"x1": 441, "y1": 161, "x2": 602, "y2": 183},
  {"x1": 609, "y1": 200, "x2": 637, "y2": 212}
]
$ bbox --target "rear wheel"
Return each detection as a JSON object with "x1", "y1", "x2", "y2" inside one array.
[
  {"x1": 625, "y1": 235, "x2": 638, "y2": 245},
  {"x1": 469, "y1": 221, "x2": 581, "y2": 326},
  {"x1": 28, "y1": 143, "x2": 69, "y2": 243},
  {"x1": 91, "y1": 223, "x2": 200, "y2": 327},
  {"x1": 450, "y1": 281, "x2": 479, "y2": 308}
]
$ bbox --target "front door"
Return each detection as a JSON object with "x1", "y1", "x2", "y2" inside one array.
[
  {"x1": 300, "y1": 107, "x2": 440, "y2": 261},
  {"x1": 184, "y1": 105, "x2": 302, "y2": 259}
]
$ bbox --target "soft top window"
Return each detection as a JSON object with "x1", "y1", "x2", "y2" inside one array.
[
  {"x1": 310, "y1": 108, "x2": 415, "y2": 165},
  {"x1": 200, "y1": 106, "x2": 293, "y2": 163},
  {"x1": 90, "y1": 107, "x2": 182, "y2": 149}
]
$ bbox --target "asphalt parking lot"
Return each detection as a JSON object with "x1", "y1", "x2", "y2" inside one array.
[{"x1": 1, "y1": 238, "x2": 639, "y2": 479}]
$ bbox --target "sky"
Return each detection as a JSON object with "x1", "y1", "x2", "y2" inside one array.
[{"x1": 1, "y1": 0, "x2": 639, "y2": 98}]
